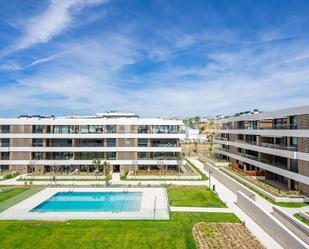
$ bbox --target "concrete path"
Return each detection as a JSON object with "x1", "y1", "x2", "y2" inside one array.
[
  {"x1": 188, "y1": 158, "x2": 283, "y2": 249},
  {"x1": 0, "y1": 173, "x2": 209, "y2": 186},
  {"x1": 171, "y1": 206, "x2": 232, "y2": 213}
]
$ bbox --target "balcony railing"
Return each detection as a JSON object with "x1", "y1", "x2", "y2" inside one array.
[
  {"x1": 216, "y1": 148, "x2": 289, "y2": 170},
  {"x1": 260, "y1": 142, "x2": 297, "y2": 151}
]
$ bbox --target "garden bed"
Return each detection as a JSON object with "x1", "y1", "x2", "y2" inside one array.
[
  {"x1": 193, "y1": 222, "x2": 265, "y2": 249},
  {"x1": 224, "y1": 167, "x2": 302, "y2": 198}
]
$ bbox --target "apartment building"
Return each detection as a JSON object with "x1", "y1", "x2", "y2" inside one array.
[
  {"x1": 213, "y1": 105, "x2": 309, "y2": 197},
  {"x1": 0, "y1": 112, "x2": 184, "y2": 174}
]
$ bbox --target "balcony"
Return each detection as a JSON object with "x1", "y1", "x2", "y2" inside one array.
[{"x1": 260, "y1": 142, "x2": 297, "y2": 151}]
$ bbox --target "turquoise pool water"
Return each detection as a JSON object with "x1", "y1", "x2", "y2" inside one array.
[{"x1": 31, "y1": 191, "x2": 143, "y2": 212}]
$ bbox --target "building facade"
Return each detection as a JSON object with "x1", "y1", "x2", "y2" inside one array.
[
  {"x1": 0, "y1": 113, "x2": 184, "y2": 174},
  {"x1": 213, "y1": 105, "x2": 309, "y2": 197}
]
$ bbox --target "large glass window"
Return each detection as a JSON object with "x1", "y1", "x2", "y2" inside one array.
[
  {"x1": 1, "y1": 125, "x2": 10, "y2": 133},
  {"x1": 32, "y1": 152, "x2": 44, "y2": 160},
  {"x1": 1, "y1": 138, "x2": 10, "y2": 147},
  {"x1": 80, "y1": 139, "x2": 104, "y2": 147},
  {"x1": 106, "y1": 125, "x2": 116, "y2": 134},
  {"x1": 32, "y1": 125, "x2": 44, "y2": 133},
  {"x1": 53, "y1": 125, "x2": 74, "y2": 134},
  {"x1": 1, "y1": 152, "x2": 9, "y2": 160},
  {"x1": 80, "y1": 152, "x2": 104, "y2": 159},
  {"x1": 107, "y1": 138, "x2": 116, "y2": 147},
  {"x1": 138, "y1": 138, "x2": 148, "y2": 147},
  {"x1": 152, "y1": 125, "x2": 177, "y2": 134},
  {"x1": 152, "y1": 139, "x2": 177, "y2": 147},
  {"x1": 138, "y1": 125, "x2": 148, "y2": 134},
  {"x1": 107, "y1": 152, "x2": 116, "y2": 160},
  {"x1": 137, "y1": 152, "x2": 148, "y2": 159},
  {"x1": 32, "y1": 138, "x2": 43, "y2": 147},
  {"x1": 47, "y1": 152, "x2": 73, "y2": 160},
  {"x1": 50, "y1": 139, "x2": 72, "y2": 147}
]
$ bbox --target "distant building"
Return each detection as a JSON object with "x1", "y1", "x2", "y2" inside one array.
[{"x1": 183, "y1": 126, "x2": 207, "y2": 142}]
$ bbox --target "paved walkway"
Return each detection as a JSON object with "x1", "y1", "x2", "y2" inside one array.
[
  {"x1": 171, "y1": 206, "x2": 232, "y2": 213},
  {"x1": 188, "y1": 158, "x2": 283, "y2": 249},
  {"x1": 0, "y1": 174, "x2": 209, "y2": 186}
]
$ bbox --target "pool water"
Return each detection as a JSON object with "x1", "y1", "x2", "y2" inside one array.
[{"x1": 31, "y1": 191, "x2": 143, "y2": 212}]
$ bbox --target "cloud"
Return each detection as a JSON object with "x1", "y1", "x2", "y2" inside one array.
[{"x1": 6, "y1": 0, "x2": 109, "y2": 54}]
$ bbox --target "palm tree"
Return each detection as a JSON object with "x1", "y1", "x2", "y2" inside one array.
[{"x1": 92, "y1": 158, "x2": 101, "y2": 179}]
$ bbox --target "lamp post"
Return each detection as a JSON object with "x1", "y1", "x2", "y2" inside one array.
[{"x1": 208, "y1": 169, "x2": 213, "y2": 189}]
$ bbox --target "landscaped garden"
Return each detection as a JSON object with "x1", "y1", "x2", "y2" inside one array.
[
  {"x1": 0, "y1": 171, "x2": 19, "y2": 181},
  {"x1": 167, "y1": 185, "x2": 226, "y2": 207},
  {"x1": 193, "y1": 222, "x2": 265, "y2": 249},
  {"x1": 220, "y1": 168, "x2": 309, "y2": 208},
  {"x1": 0, "y1": 212, "x2": 240, "y2": 249},
  {"x1": 224, "y1": 167, "x2": 301, "y2": 197},
  {"x1": 294, "y1": 213, "x2": 309, "y2": 226}
]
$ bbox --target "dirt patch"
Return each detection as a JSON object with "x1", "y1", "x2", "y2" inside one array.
[{"x1": 193, "y1": 222, "x2": 265, "y2": 249}]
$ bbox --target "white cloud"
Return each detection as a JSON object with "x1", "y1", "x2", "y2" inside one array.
[{"x1": 9, "y1": 0, "x2": 109, "y2": 53}]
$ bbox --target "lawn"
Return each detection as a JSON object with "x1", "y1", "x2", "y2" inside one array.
[
  {"x1": 220, "y1": 169, "x2": 309, "y2": 208},
  {"x1": 167, "y1": 186, "x2": 226, "y2": 207},
  {"x1": 0, "y1": 188, "x2": 29, "y2": 202},
  {"x1": 0, "y1": 187, "x2": 43, "y2": 212},
  {"x1": 0, "y1": 212, "x2": 240, "y2": 249}
]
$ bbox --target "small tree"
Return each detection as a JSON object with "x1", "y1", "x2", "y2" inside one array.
[
  {"x1": 92, "y1": 158, "x2": 101, "y2": 179},
  {"x1": 102, "y1": 161, "x2": 112, "y2": 185}
]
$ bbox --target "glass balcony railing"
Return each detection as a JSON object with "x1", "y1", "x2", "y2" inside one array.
[
  {"x1": 221, "y1": 124, "x2": 298, "y2": 130},
  {"x1": 260, "y1": 142, "x2": 297, "y2": 151},
  {"x1": 216, "y1": 148, "x2": 289, "y2": 171}
]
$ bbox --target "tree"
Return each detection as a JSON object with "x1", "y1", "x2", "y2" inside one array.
[
  {"x1": 102, "y1": 161, "x2": 112, "y2": 184},
  {"x1": 92, "y1": 158, "x2": 101, "y2": 179}
]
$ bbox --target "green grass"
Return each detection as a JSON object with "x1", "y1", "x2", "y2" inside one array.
[
  {"x1": 293, "y1": 213, "x2": 309, "y2": 226},
  {"x1": 0, "y1": 187, "x2": 43, "y2": 212},
  {"x1": 167, "y1": 186, "x2": 226, "y2": 207},
  {"x1": 220, "y1": 169, "x2": 309, "y2": 208},
  {"x1": 0, "y1": 188, "x2": 29, "y2": 202},
  {"x1": 185, "y1": 159, "x2": 208, "y2": 180},
  {"x1": 0, "y1": 212, "x2": 239, "y2": 249}
]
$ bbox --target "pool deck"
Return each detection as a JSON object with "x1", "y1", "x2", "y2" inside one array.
[{"x1": 0, "y1": 188, "x2": 169, "y2": 220}]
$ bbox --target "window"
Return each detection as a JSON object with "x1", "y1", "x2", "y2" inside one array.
[
  {"x1": 32, "y1": 152, "x2": 44, "y2": 160},
  {"x1": 1, "y1": 138, "x2": 10, "y2": 147},
  {"x1": 53, "y1": 126, "x2": 74, "y2": 134},
  {"x1": 138, "y1": 125, "x2": 148, "y2": 134},
  {"x1": 289, "y1": 116, "x2": 297, "y2": 129},
  {"x1": 106, "y1": 125, "x2": 116, "y2": 134},
  {"x1": 33, "y1": 125, "x2": 44, "y2": 133},
  {"x1": 1, "y1": 152, "x2": 9, "y2": 160},
  {"x1": 1, "y1": 125, "x2": 10, "y2": 133},
  {"x1": 107, "y1": 138, "x2": 116, "y2": 147},
  {"x1": 107, "y1": 152, "x2": 116, "y2": 160},
  {"x1": 32, "y1": 139, "x2": 43, "y2": 147},
  {"x1": 137, "y1": 152, "x2": 147, "y2": 159},
  {"x1": 51, "y1": 139, "x2": 72, "y2": 147},
  {"x1": 138, "y1": 138, "x2": 148, "y2": 147}
]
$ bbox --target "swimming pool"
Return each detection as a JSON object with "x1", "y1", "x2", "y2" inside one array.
[{"x1": 31, "y1": 191, "x2": 143, "y2": 212}]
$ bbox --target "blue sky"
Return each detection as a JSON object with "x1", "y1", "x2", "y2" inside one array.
[{"x1": 0, "y1": 0, "x2": 309, "y2": 117}]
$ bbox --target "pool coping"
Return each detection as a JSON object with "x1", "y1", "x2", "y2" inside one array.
[{"x1": 0, "y1": 188, "x2": 169, "y2": 220}]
